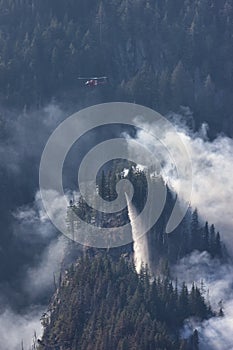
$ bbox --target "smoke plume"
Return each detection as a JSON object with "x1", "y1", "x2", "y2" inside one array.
[
  {"x1": 0, "y1": 104, "x2": 71, "y2": 349},
  {"x1": 173, "y1": 251, "x2": 233, "y2": 350},
  {"x1": 126, "y1": 113, "x2": 233, "y2": 349},
  {"x1": 0, "y1": 307, "x2": 43, "y2": 350},
  {"x1": 0, "y1": 102, "x2": 129, "y2": 347},
  {"x1": 129, "y1": 116, "x2": 233, "y2": 251}
]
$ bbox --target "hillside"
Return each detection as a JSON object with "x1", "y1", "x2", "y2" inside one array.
[
  {"x1": 0, "y1": 0, "x2": 232, "y2": 134},
  {"x1": 37, "y1": 167, "x2": 226, "y2": 350},
  {"x1": 0, "y1": 1, "x2": 232, "y2": 349},
  {"x1": 67, "y1": 166, "x2": 225, "y2": 269},
  {"x1": 37, "y1": 254, "x2": 210, "y2": 350}
]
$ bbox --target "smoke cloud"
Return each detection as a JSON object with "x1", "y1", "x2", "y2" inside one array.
[
  {"x1": 0, "y1": 104, "x2": 72, "y2": 349},
  {"x1": 126, "y1": 112, "x2": 233, "y2": 349},
  {"x1": 1, "y1": 102, "x2": 233, "y2": 349},
  {"x1": 173, "y1": 251, "x2": 233, "y2": 350},
  {"x1": 0, "y1": 307, "x2": 43, "y2": 350},
  {"x1": 0, "y1": 101, "x2": 123, "y2": 348},
  {"x1": 0, "y1": 189, "x2": 68, "y2": 349},
  {"x1": 129, "y1": 116, "x2": 233, "y2": 251}
]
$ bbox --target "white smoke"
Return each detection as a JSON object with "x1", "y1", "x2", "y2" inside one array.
[
  {"x1": 0, "y1": 190, "x2": 69, "y2": 349},
  {"x1": 0, "y1": 103, "x2": 66, "y2": 175},
  {"x1": 24, "y1": 237, "x2": 66, "y2": 298},
  {"x1": 14, "y1": 190, "x2": 69, "y2": 296},
  {"x1": 128, "y1": 118, "x2": 233, "y2": 251},
  {"x1": 173, "y1": 251, "x2": 233, "y2": 350},
  {"x1": 0, "y1": 307, "x2": 43, "y2": 350},
  {"x1": 125, "y1": 194, "x2": 150, "y2": 273},
  {"x1": 13, "y1": 191, "x2": 57, "y2": 240},
  {"x1": 0, "y1": 103, "x2": 72, "y2": 350},
  {"x1": 200, "y1": 302, "x2": 233, "y2": 350},
  {"x1": 2, "y1": 101, "x2": 232, "y2": 348},
  {"x1": 126, "y1": 115, "x2": 233, "y2": 348}
]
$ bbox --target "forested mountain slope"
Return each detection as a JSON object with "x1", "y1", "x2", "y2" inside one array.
[
  {"x1": 37, "y1": 255, "x2": 210, "y2": 350},
  {"x1": 0, "y1": 1, "x2": 232, "y2": 349},
  {"x1": 0, "y1": 0, "x2": 232, "y2": 134},
  {"x1": 39, "y1": 167, "x2": 226, "y2": 350},
  {"x1": 67, "y1": 167, "x2": 225, "y2": 269}
]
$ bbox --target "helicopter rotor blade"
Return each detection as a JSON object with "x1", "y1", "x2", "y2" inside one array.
[{"x1": 77, "y1": 76, "x2": 108, "y2": 80}]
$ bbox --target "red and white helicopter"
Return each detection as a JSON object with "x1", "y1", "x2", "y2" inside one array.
[{"x1": 78, "y1": 76, "x2": 108, "y2": 87}]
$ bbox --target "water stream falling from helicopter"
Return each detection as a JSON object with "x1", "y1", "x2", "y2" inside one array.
[{"x1": 125, "y1": 193, "x2": 150, "y2": 274}]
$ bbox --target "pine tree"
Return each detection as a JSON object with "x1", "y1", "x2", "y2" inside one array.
[
  {"x1": 190, "y1": 209, "x2": 201, "y2": 251},
  {"x1": 191, "y1": 329, "x2": 199, "y2": 350},
  {"x1": 215, "y1": 232, "x2": 222, "y2": 258},
  {"x1": 202, "y1": 221, "x2": 209, "y2": 252},
  {"x1": 209, "y1": 224, "x2": 216, "y2": 257}
]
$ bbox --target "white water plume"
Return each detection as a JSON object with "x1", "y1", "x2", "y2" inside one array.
[{"x1": 125, "y1": 194, "x2": 150, "y2": 274}]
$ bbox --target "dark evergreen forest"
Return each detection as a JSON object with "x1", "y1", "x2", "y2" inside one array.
[
  {"x1": 0, "y1": 0, "x2": 233, "y2": 135},
  {"x1": 38, "y1": 255, "x2": 210, "y2": 350},
  {"x1": 67, "y1": 166, "x2": 225, "y2": 268},
  {"x1": 39, "y1": 167, "x2": 226, "y2": 350},
  {"x1": 0, "y1": 1, "x2": 232, "y2": 349}
]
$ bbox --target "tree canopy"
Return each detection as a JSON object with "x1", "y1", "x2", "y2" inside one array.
[{"x1": 0, "y1": 0, "x2": 232, "y2": 135}]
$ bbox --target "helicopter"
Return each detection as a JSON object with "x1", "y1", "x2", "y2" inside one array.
[{"x1": 77, "y1": 76, "x2": 108, "y2": 87}]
